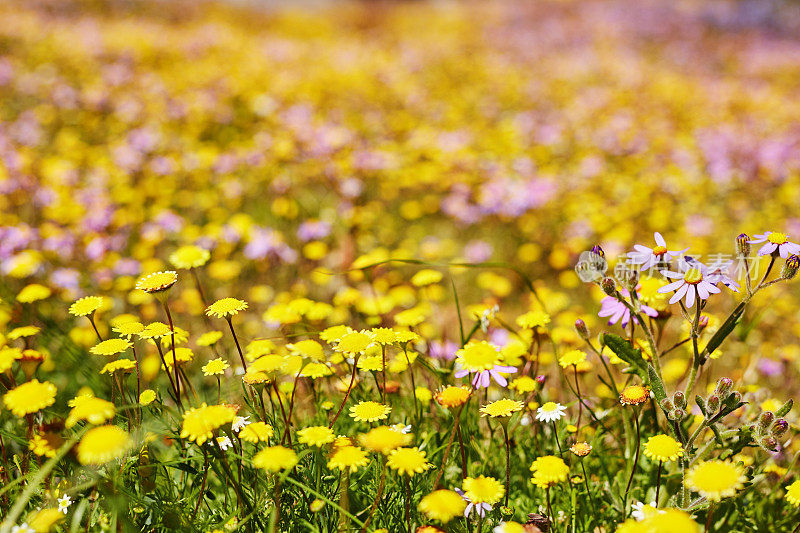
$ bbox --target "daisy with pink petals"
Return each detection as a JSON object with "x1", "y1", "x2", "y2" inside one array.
[
  {"x1": 599, "y1": 287, "x2": 658, "y2": 327},
  {"x1": 658, "y1": 258, "x2": 720, "y2": 308},
  {"x1": 453, "y1": 341, "x2": 517, "y2": 389},
  {"x1": 748, "y1": 232, "x2": 800, "y2": 258},
  {"x1": 627, "y1": 232, "x2": 688, "y2": 270}
]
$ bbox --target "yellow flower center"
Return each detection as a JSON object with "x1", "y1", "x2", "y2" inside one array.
[
  {"x1": 768, "y1": 232, "x2": 787, "y2": 244},
  {"x1": 683, "y1": 268, "x2": 703, "y2": 284},
  {"x1": 541, "y1": 401, "x2": 558, "y2": 412},
  {"x1": 652, "y1": 245, "x2": 668, "y2": 256}
]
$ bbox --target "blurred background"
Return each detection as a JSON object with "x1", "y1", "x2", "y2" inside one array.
[{"x1": 2, "y1": 0, "x2": 800, "y2": 398}]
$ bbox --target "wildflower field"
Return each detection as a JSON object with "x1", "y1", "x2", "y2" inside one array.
[{"x1": 3, "y1": 0, "x2": 800, "y2": 531}]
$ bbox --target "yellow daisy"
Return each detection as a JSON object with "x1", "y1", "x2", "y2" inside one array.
[
  {"x1": 253, "y1": 445, "x2": 298, "y2": 472},
  {"x1": 327, "y1": 446, "x2": 369, "y2": 472},
  {"x1": 69, "y1": 296, "x2": 105, "y2": 317},
  {"x1": 643, "y1": 434, "x2": 684, "y2": 463},
  {"x1": 3, "y1": 379, "x2": 57, "y2": 417},
  {"x1": 418, "y1": 489, "x2": 466, "y2": 522},
  {"x1": 100, "y1": 359, "x2": 136, "y2": 375},
  {"x1": 387, "y1": 447, "x2": 431, "y2": 476},
  {"x1": 685, "y1": 460, "x2": 746, "y2": 502},
  {"x1": 202, "y1": 358, "x2": 230, "y2": 376},
  {"x1": 77, "y1": 425, "x2": 132, "y2": 465},
  {"x1": 205, "y1": 298, "x2": 248, "y2": 318},
  {"x1": 530, "y1": 455, "x2": 570, "y2": 488},
  {"x1": 239, "y1": 422, "x2": 274, "y2": 443},
  {"x1": 462, "y1": 475, "x2": 504, "y2": 505},
  {"x1": 135, "y1": 271, "x2": 178, "y2": 294},
  {"x1": 297, "y1": 426, "x2": 336, "y2": 447},
  {"x1": 180, "y1": 403, "x2": 236, "y2": 445},
  {"x1": 90, "y1": 338, "x2": 132, "y2": 357},
  {"x1": 349, "y1": 401, "x2": 391, "y2": 422},
  {"x1": 480, "y1": 398, "x2": 524, "y2": 418},
  {"x1": 169, "y1": 245, "x2": 211, "y2": 269}
]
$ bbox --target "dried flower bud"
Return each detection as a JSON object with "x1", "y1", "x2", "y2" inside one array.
[
  {"x1": 715, "y1": 377, "x2": 733, "y2": 397},
  {"x1": 771, "y1": 419, "x2": 789, "y2": 438},
  {"x1": 535, "y1": 375, "x2": 547, "y2": 386},
  {"x1": 601, "y1": 277, "x2": 616, "y2": 296},
  {"x1": 590, "y1": 245, "x2": 604, "y2": 258},
  {"x1": 706, "y1": 395, "x2": 720, "y2": 414},
  {"x1": 660, "y1": 398, "x2": 674, "y2": 412},
  {"x1": 759, "y1": 411, "x2": 775, "y2": 430},
  {"x1": 672, "y1": 391, "x2": 686, "y2": 410},
  {"x1": 698, "y1": 316, "x2": 709, "y2": 332},
  {"x1": 782, "y1": 254, "x2": 800, "y2": 280},
  {"x1": 574, "y1": 319, "x2": 589, "y2": 339},
  {"x1": 736, "y1": 233, "x2": 751, "y2": 256},
  {"x1": 760, "y1": 436, "x2": 779, "y2": 452},
  {"x1": 526, "y1": 513, "x2": 551, "y2": 532}
]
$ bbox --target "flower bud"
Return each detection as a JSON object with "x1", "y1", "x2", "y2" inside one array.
[
  {"x1": 715, "y1": 377, "x2": 733, "y2": 397},
  {"x1": 727, "y1": 391, "x2": 742, "y2": 406},
  {"x1": 771, "y1": 419, "x2": 789, "y2": 438},
  {"x1": 672, "y1": 391, "x2": 686, "y2": 410},
  {"x1": 698, "y1": 316, "x2": 709, "y2": 332},
  {"x1": 590, "y1": 245, "x2": 604, "y2": 258},
  {"x1": 574, "y1": 319, "x2": 590, "y2": 339},
  {"x1": 706, "y1": 395, "x2": 720, "y2": 414},
  {"x1": 759, "y1": 411, "x2": 775, "y2": 430},
  {"x1": 760, "y1": 436, "x2": 779, "y2": 452},
  {"x1": 660, "y1": 398, "x2": 674, "y2": 412},
  {"x1": 625, "y1": 270, "x2": 639, "y2": 292},
  {"x1": 601, "y1": 277, "x2": 616, "y2": 296},
  {"x1": 535, "y1": 375, "x2": 547, "y2": 386},
  {"x1": 669, "y1": 408, "x2": 685, "y2": 421},
  {"x1": 500, "y1": 506, "x2": 514, "y2": 519},
  {"x1": 782, "y1": 254, "x2": 800, "y2": 280},
  {"x1": 736, "y1": 233, "x2": 751, "y2": 256}
]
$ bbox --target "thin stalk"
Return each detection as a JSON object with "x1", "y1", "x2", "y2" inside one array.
[
  {"x1": 573, "y1": 365, "x2": 582, "y2": 433},
  {"x1": 162, "y1": 300, "x2": 182, "y2": 409},
  {"x1": 655, "y1": 460, "x2": 663, "y2": 505},
  {"x1": 404, "y1": 476, "x2": 411, "y2": 533},
  {"x1": 226, "y1": 317, "x2": 248, "y2": 371},
  {"x1": 502, "y1": 423, "x2": 511, "y2": 507},
  {"x1": 329, "y1": 358, "x2": 358, "y2": 429},
  {"x1": 624, "y1": 409, "x2": 641, "y2": 512}
]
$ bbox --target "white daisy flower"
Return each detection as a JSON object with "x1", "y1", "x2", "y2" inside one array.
[
  {"x1": 232, "y1": 416, "x2": 250, "y2": 433},
  {"x1": 57, "y1": 494, "x2": 72, "y2": 514},
  {"x1": 212, "y1": 436, "x2": 233, "y2": 451},
  {"x1": 658, "y1": 257, "x2": 721, "y2": 308},
  {"x1": 627, "y1": 232, "x2": 688, "y2": 270},
  {"x1": 535, "y1": 401, "x2": 567, "y2": 423},
  {"x1": 748, "y1": 231, "x2": 800, "y2": 258}
]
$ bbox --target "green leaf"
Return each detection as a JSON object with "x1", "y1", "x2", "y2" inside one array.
[
  {"x1": 602, "y1": 333, "x2": 645, "y2": 370},
  {"x1": 647, "y1": 364, "x2": 667, "y2": 405},
  {"x1": 775, "y1": 398, "x2": 793, "y2": 418}
]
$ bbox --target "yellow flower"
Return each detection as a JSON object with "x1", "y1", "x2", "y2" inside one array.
[
  {"x1": 462, "y1": 475, "x2": 504, "y2": 505},
  {"x1": 202, "y1": 358, "x2": 230, "y2": 376},
  {"x1": 509, "y1": 376, "x2": 537, "y2": 394},
  {"x1": 300, "y1": 362, "x2": 333, "y2": 379},
  {"x1": 685, "y1": 460, "x2": 746, "y2": 502},
  {"x1": 357, "y1": 355, "x2": 384, "y2": 372},
  {"x1": 327, "y1": 446, "x2": 369, "y2": 472},
  {"x1": 370, "y1": 328, "x2": 398, "y2": 345},
  {"x1": 206, "y1": 298, "x2": 248, "y2": 318},
  {"x1": 297, "y1": 426, "x2": 335, "y2": 447},
  {"x1": 135, "y1": 271, "x2": 178, "y2": 294},
  {"x1": 616, "y1": 508, "x2": 700, "y2": 533},
  {"x1": 77, "y1": 425, "x2": 132, "y2": 465},
  {"x1": 643, "y1": 434, "x2": 684, "y2": 463},
  {"x1": 3, "y1": 379, "x2": 57, "y2": 417},
  {"x1": 169, "y1": 245, "x2": 211, "y2": 269},
  {"x1": 253, "y1": 445, "x2": 298, "y2": 472},
  {"x1": 197, "y1": 331, "x2": 224, "y2": 346},
  {"x1": 516, "y1": 310, "x2": 550, "y2": 329},
  {"x1": 334, "y1": 331, "x2": 374, "y2": 355},
  {"x1": 415, "y1": 386, "x2": 432, "y2": 403},
  {"x1": 139, "y1": 389, "x2": 157, "y2": 405},
  {"x1": 66, "y1": 395, "x2": 115, "y2": 427},
  {"x1": 387, "y1": 447, "x2": 431, "y2": 476},
  {"x1": 100, "y1": 359, "x2": 137, "y2": 375},
  {"x1": 349, "y1": 401, "x2": 391, "y2": 422},
  {"x1": 358, "y1": 426, "x2": 412, "y2": 454},
  {"x1": 138, "y1": 322, "x2": 172, "y2": 340},
  {"x1": 90, "y1": 338, "x2": 132, "y2": 357},
  {"x1": 286, "y1": 339, "x2": 325, "y2": 360},
  {"x1": 239, "y1": 422, "x2": 274, "y2": 443},
  {"x1": 113, "y1": 321, "x2": 144, "y2": 338},
  {"x1": 434, "y1": 386, "x2": 472, "y2": 408},
  {"x1": 480, "y1": 398, "x2": 524, "y2": 418},
  {"x1": 620, "y1": 385, "x2": 650, "y2": 406},
  {"x1": 29, "y1": 434, "x2": 58, "y2": 458},
  {"x1": 418, "y1": 489, "x2": 466, "y2": 522},
  {"x1": 786, "y1": 480, "x2": 800, "y2": 506},
  {"x1": 558, "y1": 349, "x2": 587, "y2": 368},
  {"x1": 530, "y1": 455, "x2": 570, "y2": 488},
  {"x1": 27, "y1": 508, "x2": 64, "y2": 532},
  {"x1": 69, "y1": 296, "x2": 105, "y2": 317},
  {"x1": 17, "y1": 284, "x2": 51, "y2": 303},
  {"x1": 411, "y1": 269, "x2": 443, "y2": 287},
  {"x1": 8, "y1": 326, "x2": 40, "y2": 340},
  {"x1": 455, "y1": 341, "x2": 501, "y2": 372},
  {"x1": 180, "y1": 404, "x2": 236, "y2": 445},
  {"x1": 570, "y1": 442, "x2": 592, "y2": 457},
  {"x1": 0, "y1": 346, "x2": 22, "y2": 373},
  {"x1": 319, "y1": 325, "x2": 351, "y2": 343}
]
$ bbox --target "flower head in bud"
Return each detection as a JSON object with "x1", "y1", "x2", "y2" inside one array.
[
  {"x1": 660, "y1": 398, "x2": 674, "y2": 412},
  {"x1": 706, "y1": 395, "x2": 720, "y2": 415},
  {"x1": 698, "y1": 316, "x2": 709, "y2": 331},
  {"x1": 672, "y1": 391, "x2": 686, "y2": 410},
  {"x1": 574, "y1": 319, "x2": 589, "y2": 339},
  {"x1": 669, "y1": 408, "x2": 686, "y2": 421},
  {"x1": 771, "y1": 419, "x2": 789, "y2": 438},
  {"x1": 727, "y1": 391, "x2": 742, "y2": 406},
  {"x1": 782, "y1": 255, "x2": 800, "y2": 280},
  {"x1": 535, "y1": 375, "x2": 547, "y2": 386},
  {"x1": 715, "y1": 378, "x2": 733, "y2": 397},
  {"x1": 736, "y1": 233, "x2": 751, "y2": 256},
  {"x1": 760, "y1": 436, "x2": 779, "y2": 452},
  {"x1": 601, "y1": 277, "x2": 616, "y2": 296},
  {"x1": 590, "y1": 245, "x2": 604, "y2": 258},
  {"x1": 759, "y1": 411, "x2": 775, "y2": 430}
]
